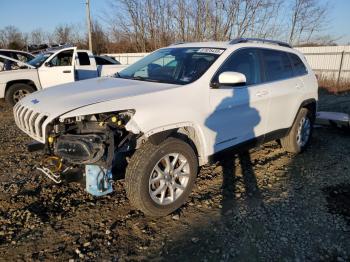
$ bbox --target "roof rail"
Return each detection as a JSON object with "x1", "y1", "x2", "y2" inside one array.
[
  {"x1": 170, "y1": 42, "x2": 185, "y2": 46},
  {"x1": 229, "y1": 38, "x2": 292, "y2": 48}
]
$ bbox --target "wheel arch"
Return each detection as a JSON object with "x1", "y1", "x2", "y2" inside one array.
[
  {"x1": 288, "y1": 98, "x2": 317, "y2": 134},
  {"x1": 5, "y1": 80, "x2": 37, "y2": 94},
  {"x1": 146, "y1": 124, "x2": 208, "y2": 166},
  {"x1": 300, "y1": 98, "x2": 317, "y2": 122}
]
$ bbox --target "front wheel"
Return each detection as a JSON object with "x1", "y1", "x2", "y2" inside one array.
[
  {"x1": 5, "y1": 83, "x2": 35, "y2": 106},
  {"x1": 125, "y1": 138, "x2": 198, "y2": 216},
  {"x1": 281, "y1": 108, "x2": 313, "y2": 154}
]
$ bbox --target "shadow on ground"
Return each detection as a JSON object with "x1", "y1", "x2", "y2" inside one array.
[{"x1": 155, "y1": 127, "x2": 350, "y2": 261}]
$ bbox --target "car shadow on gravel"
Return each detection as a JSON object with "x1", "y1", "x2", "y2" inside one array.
[
  {"x1": 220, "y1": 151, "x2": 263, "y2": 216},
  {"x1": 323, "y1": 183, "x2": 350, "y2": 225},
  {"x1": 156, "y1": 126, "x2": 350, "y2": 261},
  {"x1": 156, "y1": 148, "x2": 272, "y2": 259}
]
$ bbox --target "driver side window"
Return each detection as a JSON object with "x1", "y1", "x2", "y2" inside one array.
[
  {"x1": 49, "y1": 50, "x2": 73, "y2": 67},
  {"x1": 213, "y1": 48, "x2": 261, "y2": 86}
]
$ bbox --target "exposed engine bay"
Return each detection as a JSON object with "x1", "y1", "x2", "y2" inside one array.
[{"x1": 35, "y1": 110, "x2": 137, "y2": 196}]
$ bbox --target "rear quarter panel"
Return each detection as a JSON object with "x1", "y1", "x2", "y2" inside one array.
[
  {"x1": 0, "y1": 69, "x2": 41, "y2": 95},
  {"x1": 300, "y1": 54, "x2": 318, "y2": 103},
  {"x1": 285, "y1": 53, "x2": 318, "y2": 128}
]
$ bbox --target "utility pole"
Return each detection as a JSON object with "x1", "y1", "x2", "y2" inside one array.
[{"x1": 86, "y1": 0, "x2": 93, "y2": 52}]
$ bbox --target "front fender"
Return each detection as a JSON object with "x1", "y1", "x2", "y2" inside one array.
[{"x1": 140, "y1": 121, "x2": 209, "y2": 165}]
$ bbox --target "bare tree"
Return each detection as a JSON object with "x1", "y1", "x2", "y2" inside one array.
[
  {"x1": 0, "y1": 26, "x2": 25, "y2": 49},
  {"x1": 29, "y1": 28, "x2": 47, "y2": 45},
  {"x1": 91, "y1": 21, "x2": 110, "y2": 54},
  {"x1": 246, "y1": 0, "x2": 284, "y2": 39},
  {"x1": 107, "y1": 0, "x2": 286, "y2": 51},
  {"x1": 173, "y1": 0, "x2": 192, "y2": 42},
  {"x1": 0, "y1": 0, "x2": 335, "y2": 52},
  {"x1": 288, "y1": 0, "x2": 329, "y2": 45},
  {"x1": 53, "y1": 24, "x2": 74, "y2": 44}
]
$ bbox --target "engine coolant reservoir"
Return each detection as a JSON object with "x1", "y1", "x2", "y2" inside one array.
[{"x1": 85, "y1": 165, "x2": 113, "y2": 196}]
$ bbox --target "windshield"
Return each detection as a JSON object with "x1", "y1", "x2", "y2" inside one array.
[
  {"x1": 28, "y1": 52, "x2": 53, "y2": 68},
  {"x1": 118, "y1": 47, "x2": 225, "y2": 84}
]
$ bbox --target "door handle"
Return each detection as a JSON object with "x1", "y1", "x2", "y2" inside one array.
[
  {"x1": 256, "y1": 90, "x2": 269, "y2": 97},
  {"x1": 296, "y1": 84, "x2": 302, "y2": 89},
  {"x1": 63, "y1": 70, "x2": 71, "y2": 73}
]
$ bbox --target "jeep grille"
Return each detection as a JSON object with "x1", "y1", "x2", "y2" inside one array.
[{"x1": 13, "y1": 102, "x2": 48, "y2": 143}]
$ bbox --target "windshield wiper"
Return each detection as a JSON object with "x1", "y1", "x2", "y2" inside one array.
[
  {"x1": 131, "y1": 76, "x2": 162, "y2": 83},
  {"x1": 118, "y1": 75, "x2": 179, "y2": 84}
]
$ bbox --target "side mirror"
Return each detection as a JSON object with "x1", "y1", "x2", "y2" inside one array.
[
  {"x1": 45, "y1": 61, "x2": 52, "y2": 67},
  {"x1": 212, "y1": 71, "x2": 246, "y2": 88}
]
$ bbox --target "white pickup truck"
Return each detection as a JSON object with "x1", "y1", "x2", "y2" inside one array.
[{"x1": 0, "y1": 47, "x2": 127, "y2": 105}]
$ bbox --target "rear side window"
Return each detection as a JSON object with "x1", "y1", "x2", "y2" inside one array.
[
  {"x1": 213, "y1": 48, "x2": 262, "y2": 85},
  {"x1": 95, "y1": 56, "x2": 113, "y2": 65},
  {"x1": 261, "y1": 49, "x2": 293, "y2": 82},
  {"x1": 289, "y1": 53, "x2": 307, "y2": 76},
  {"x1": 78, "y1": 52, "x2": 91, "y2": 66}
]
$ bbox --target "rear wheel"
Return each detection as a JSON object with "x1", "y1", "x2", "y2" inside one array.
[
  {"x1": 5, "y1": 83, "x2": 35, "y2": 106},
  {"x1": 125, "y1": 138, "x2": 198, "y2": 216},
  {"x1": 281, "y1": 108, "x2": 313, "y2": 153}
]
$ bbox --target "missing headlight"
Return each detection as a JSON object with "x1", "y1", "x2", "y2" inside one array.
[{"x1": 54, "y1": 134, "x2": 106, "y2": 164}]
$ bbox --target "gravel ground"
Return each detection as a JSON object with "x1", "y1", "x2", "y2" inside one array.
[{"x1": 0, "y1": 90, "x2": 349, "y2": 261}]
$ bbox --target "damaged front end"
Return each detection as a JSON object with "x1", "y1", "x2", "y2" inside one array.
[{"x1": 35, "y1": 110, "x2": 137, "y2": 196}]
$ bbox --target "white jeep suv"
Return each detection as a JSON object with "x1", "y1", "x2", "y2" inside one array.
[{"x1": 13, "y1": 38, "x2": 318, "y2": 216}]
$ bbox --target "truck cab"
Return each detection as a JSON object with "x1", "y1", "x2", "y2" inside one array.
[{"x1": 0, "y1": 46, "x2": 126, "y2": 105}]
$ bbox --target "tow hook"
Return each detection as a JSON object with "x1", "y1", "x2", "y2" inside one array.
[
  {"x1": 36, "y1": 156, "x2": 63, "y2": 184},
  {"x1": 36, "y1": 166, "x2": 62, "y2": 184},
  {"x1": 36, "y1": 156, "x2": 114, "y2": 196}
]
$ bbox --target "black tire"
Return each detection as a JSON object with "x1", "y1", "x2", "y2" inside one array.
[
  {"x1": 281, "y1": 108, "x2": 313, "y2": 154},
  {"x1": 5, "y1": 83, "x2": 35, "y2": 106},
  {"x1": 125, "y1": 137, "x2": 198, "y2": 216}
]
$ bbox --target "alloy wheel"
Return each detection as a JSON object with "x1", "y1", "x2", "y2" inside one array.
[{"x1": 149, "y1": 153, "x2": 190, "y2": 205}]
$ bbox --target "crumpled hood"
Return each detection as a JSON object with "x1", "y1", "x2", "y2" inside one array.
[{"x1": 19, "y1": 77, "x2": 179, "y2": 117}]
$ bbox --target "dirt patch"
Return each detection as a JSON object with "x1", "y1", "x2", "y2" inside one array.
[{"x1": 0, "y1": 90, "x2": 349, "y2": 261}]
